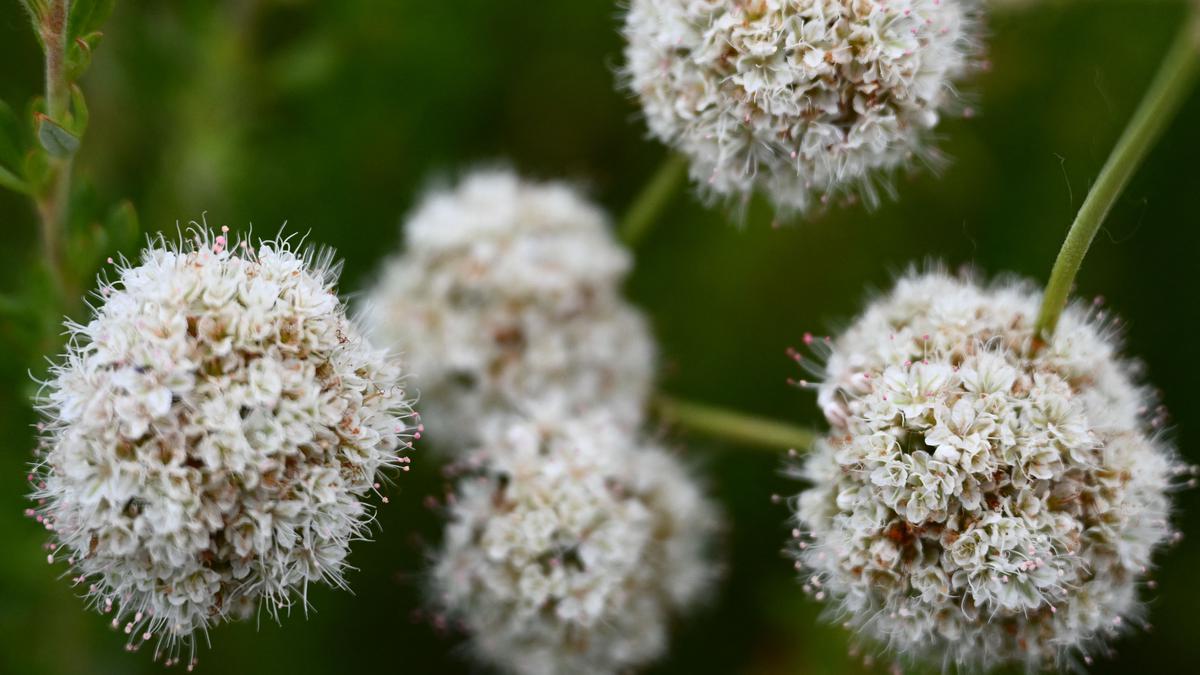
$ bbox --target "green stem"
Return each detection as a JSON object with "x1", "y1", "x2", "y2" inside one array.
[
  {"x1": 36, "y1": 0, "x2": 73, "y2": 307},
  {"x1": 656, "y1": 395, "x2": 818, "y2": 452},
  {"x1": 1034, "y1": 9, "x2": 1200, "y2": 342},
  {"x1": 619, "y1": 154, "x2": 687, "y2": 247}
]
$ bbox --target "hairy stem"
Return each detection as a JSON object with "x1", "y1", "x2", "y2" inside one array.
[
  {"x1": 42, "y1": 0, "x2": 70, "y2": 120},
  {"x1": 37, "y1": 0, "x2": 74, "y2": 306},
  {"x1": 1034, "y1": 9, "x2": 1200, "y2": 342},
  {"x1": 656, "y1": 395, "x2": 819, "y2": 452},
  {"x1": 619, "y1": 154, "x2": 687, "y2": 247}
]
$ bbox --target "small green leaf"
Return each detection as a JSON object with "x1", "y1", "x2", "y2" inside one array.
[
  {"x1": 19, "y1": 0, "x2": 47, "y2": 20},
  {"x1": 68, "y1": 85, "x2": 89, "y2": 137},
  {"x1": 19, "y1": 1, "x2": 48, "y2": 40},
  {"x1": 37, "y1": 114, "x2": 80, "y2": 158},
  {"x1": 66, "y1": 31, "x2": 104, "y2": 81},
  {"x1": 28, "y1": 95, "x2": 47, "y2": 119},
  {"x1": 68, "y1": 0, "x2": 115, "y2": 42},
  {"x1": 66, "y1": 43, "x2": 92, "y2": 81},
  {"x1": 0, "y1": 165, "x2": 29, "y2": 194}
]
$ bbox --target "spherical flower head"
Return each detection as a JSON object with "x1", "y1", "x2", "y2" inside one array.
[
  {"x1": 30, "y1": 229, "x2": 418, "y2": 665},
  {"x1": 432, "y1": 413, "x2": 720, "y2": 675},
  {"x1": 623, "y1": 0, "x2": 981, "y2": 215},
  {"x1": 790, "y1": 270, "x2": 1189, "y2": 670},
  {"x1": 362, "y1": 169, "x2": 655, "y2": 451}
]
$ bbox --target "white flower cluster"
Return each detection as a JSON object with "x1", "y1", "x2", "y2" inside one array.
[
  {"x1": 433, "y1": 414, "x2": 720, "y2": 675},
  {"x1": 791, "y1": 271, "x2": 1187, "y2": 670},
  {"x1": 623, "y1": 0, "x2": 980, "y2": 215},
  {"x1": 363, "y1": 169, "x2": 655, "y2": 450},
  {"x1": 378, "y1": 169, "x2": 718, "y2": 673},
  {"x1": 30, "y1": 231, "x2": 417, "y2": 666}
]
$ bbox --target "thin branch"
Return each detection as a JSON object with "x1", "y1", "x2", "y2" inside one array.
[
  {"x1": 656, "y1": 395, "x2": 819, "y2": 453},
  {"x1": 619, "y1": 154, "x2": 687, "y2": 247},
  {"x1": 1034, "y1": 8, "x2": 1200, "y2": 342}
]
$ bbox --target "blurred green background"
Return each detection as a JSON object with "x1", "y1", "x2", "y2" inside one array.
[{"x1": 2, "y1": 1, "x2": 1198, "y2": 673}]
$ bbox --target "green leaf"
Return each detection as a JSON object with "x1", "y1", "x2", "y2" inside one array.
[
  {"x1": 36, "y1": 114, "x2": 80, "y2": 158},
  {"x1": 66, "y1": 31, "x2": 104, "y2": 81},
  {"x1": 19, "y1": 1, "x2": 48, "y2": 42},
  {"x1": 19, "y1": 0, "x2": 48, "y2": 20},
  {"x1": 68, "y1": 0, "x2": 115, "y2": 42},
  {"x1": 28, "y1": 95, "x2": 47, "y2": 119},
  {"x1": 68, "y1": 85, "x2": 89, "y2": 137},
  {"x1": 0, "y1": 165, "x2": 29, "y2": 194}
]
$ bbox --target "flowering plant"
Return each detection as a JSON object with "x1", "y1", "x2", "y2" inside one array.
[{"x1": 1, "y1": 1, "x2": 1197, "y2": 674}]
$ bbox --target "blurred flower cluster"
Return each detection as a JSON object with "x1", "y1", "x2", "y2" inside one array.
[{"x1": 366, "y1": 170, "x2": 719, "y2": 674}]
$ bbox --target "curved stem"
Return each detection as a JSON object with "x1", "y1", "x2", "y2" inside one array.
[
  {"x1": 619, "y1": 154, "x2": 687, "y2": 247},
  {"x1": 656, "y1": 395, "x2": 818, "y2": 453},
  {"x1": 1034, "y1": 9, "x2": 1200, "y2": 342}
]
